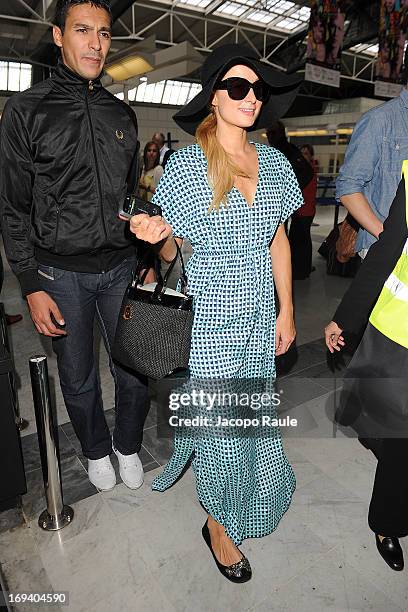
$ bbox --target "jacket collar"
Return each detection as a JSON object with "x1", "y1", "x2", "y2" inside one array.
[{"x1": 52, "y1": 60, "x2": 103, "y2": 98}]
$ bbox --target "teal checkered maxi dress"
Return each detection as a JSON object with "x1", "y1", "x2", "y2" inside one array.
[{"x1": 150, "y1": 143, "x2": 303, "y2": 545}]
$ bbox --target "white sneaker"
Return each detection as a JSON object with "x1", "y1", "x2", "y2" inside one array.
[
  {"x1": 113, "y1": 444, "x2": 144, "y2": 490},
  {"x1": 88, "y1": 456, "x2": 116, "y2": 491}
]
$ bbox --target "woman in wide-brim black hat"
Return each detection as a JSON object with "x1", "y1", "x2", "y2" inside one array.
[
  {"x1": 129, "y1": 44, "x2": 303, "y2": 583},
  {"x1": 173, "y1": 43, "x2": 301, "y2": 135}
]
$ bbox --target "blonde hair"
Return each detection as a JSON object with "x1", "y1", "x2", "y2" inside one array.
[{"x1": 196, "y1": 107, "x2": 249, "y2": 213}]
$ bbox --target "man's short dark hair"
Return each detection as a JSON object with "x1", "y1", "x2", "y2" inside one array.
[{"x1": 54, "y1": 0, "x2": 112, "y2": 32}]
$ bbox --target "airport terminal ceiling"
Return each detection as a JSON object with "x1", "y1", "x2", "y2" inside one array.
[{"x1": 0, "y1": 0, "x2": 384, "y2": 116}]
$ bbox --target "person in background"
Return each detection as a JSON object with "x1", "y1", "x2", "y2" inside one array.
[
  {"x1": 337, "y1": 45, "x2": 408, "y2": 261},
  {"x1": 287, "y1": 144, "x2": 317, "y2": 280},
  {"x1": 138, "y1": 141, "x2": 163, "y2": 202},
  {"x1": 266, "y1": 121, "x2": 313, "y2": 192},
  {"x1": 152, "y1": 132, "x2": 173, "y2": 168}
]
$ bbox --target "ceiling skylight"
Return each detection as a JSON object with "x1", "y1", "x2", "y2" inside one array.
[
  {"x1": 217, "y1": 2, "x2": 250, "y2": 17},
  {"x1": 178, "y1": 0, "x2": 213, "y2": 9},
  {"x1": 246, "y1": 9, "x2": 274, "y2": 24},
  {"x1": 266, "y1": 1, "x2": 294, "y2": 15},
  {"x1": 118, "y1": 79, "x2": 203, "y2": 106},
  {"x1": 149, "y1": 0, "x2": 311, "y2": 34},
  {"x1": 272, "y1": 17, "x2": 303, "y2": 31}
]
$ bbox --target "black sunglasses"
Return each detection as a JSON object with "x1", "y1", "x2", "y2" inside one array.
[{"x1": 215, "y1": 77, "x2": 269, "y2": 102}]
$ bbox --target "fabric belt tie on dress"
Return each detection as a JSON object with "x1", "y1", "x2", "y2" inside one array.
[{"x1": 193, "y1": 245, "x2": 268, "y2": 258}]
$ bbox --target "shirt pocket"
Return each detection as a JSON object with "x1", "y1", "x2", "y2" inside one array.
[{"x1": 382, "y1": 136, "x2": 408, "y2": 170}]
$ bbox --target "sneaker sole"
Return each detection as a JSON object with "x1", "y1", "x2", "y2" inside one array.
[
  {"x1": 90, "y1": 482, "x2": 117, "y2": 492},
  {"x1": 88, "y1": 475, "x2": 117, "y2": 491},
  {"x1": 120, "y1": 475, "x2": 144, "y2": 490}
]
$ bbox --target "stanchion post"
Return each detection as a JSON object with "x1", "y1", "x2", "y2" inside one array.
[{"x1": 29, "y1": 355, "x2": 74, "y2": 531}]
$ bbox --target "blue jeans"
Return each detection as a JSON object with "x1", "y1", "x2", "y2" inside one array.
[{"x1": 37, "y1": 258, "x2": 149, "y2": 459}]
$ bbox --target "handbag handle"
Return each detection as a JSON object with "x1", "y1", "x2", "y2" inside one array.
[
  {"x1": 132, "y1": 247, "x2": 163, "y2": 287},
  {"x1": 152, "y1": 240, "x2": 189, "y2": 300}
]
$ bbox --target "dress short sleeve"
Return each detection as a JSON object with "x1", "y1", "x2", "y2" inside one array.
[
  {"x1": 151, "y1": 154, "x2": 188, "y2": 239},
  {"x1": 279, "y1": 156, "x2": 304, "y2": 224}
]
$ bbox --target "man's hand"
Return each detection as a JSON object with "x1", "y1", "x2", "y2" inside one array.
[
  {"x1": 324, "y1": 321, "x2": 345, "y2": 353},
  {"x1": 275, "y1": 312, "x2": 296, "y2": 356},
  {"x1": 26, "y1": 291, "x2": 67, "y2": 337}
]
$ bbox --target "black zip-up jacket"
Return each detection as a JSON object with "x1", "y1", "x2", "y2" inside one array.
[{"x1": 0, "y1": 62, "x2": 140, "y2": 297}]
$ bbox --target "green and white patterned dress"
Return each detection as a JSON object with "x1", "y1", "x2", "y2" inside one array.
[{"x1": 151, "y1": 143, "x2": 303, "y2": 544}]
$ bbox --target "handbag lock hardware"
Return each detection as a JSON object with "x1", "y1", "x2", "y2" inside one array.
[{"x1": 123, "y1": 305, "x2": 132, "y2": 320}]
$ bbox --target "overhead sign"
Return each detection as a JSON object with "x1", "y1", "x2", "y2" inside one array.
[
  {"x1": 305, "y1": 0, "x2": 346, "y2": 88},
  {"x1": 375, "y1": 0, "x2": 408, "y2": 98}
]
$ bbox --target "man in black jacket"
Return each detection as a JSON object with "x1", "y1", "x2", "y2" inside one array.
[{"x1": 0, "y1": 0, "x2": 149, "y2": 491}]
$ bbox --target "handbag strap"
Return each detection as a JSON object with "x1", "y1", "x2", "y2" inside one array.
[
  {"x1": 132, "y1": 247, "x2": 163, "y2": 287},
  {"x1": 152, "y1": 240, "x2": 189, "y2": 299}
]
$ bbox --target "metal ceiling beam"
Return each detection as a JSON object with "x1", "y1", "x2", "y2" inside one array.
[
  {"x1": 113, "y1": 1, "x2": 288, "y2": 59},
  {"x1": 0, "y1": 14, "x2": 52, "y2": 26},
  {"x1": 134, "y1": 1, "x2": 287, "y2": 42},
  {"x1": 15, "y1": 0, "x2": 48, "y2": 22}
]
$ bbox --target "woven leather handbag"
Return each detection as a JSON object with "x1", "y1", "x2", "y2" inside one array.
[
  {"x1": 336, "y1": 216, "x2": 358, "y2": 263},
  {"x1": 112, "y1": 243, "x2": 193, "y2": 379}
]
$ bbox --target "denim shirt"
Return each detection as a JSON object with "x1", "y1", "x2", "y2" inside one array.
[{"x1": 336, "y1": 87, "x2": 408, "y2": 252}]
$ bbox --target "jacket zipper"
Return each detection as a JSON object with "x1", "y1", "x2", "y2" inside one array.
[{"x1": 85, "y1": 80, "x2": 108, "y2": 241}]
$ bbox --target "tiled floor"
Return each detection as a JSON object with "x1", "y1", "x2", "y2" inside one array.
[{"x1": 2, "y1": 206, "x2": 408, "y2": 612}]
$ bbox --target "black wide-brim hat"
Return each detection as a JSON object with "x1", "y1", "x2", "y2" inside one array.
[{"x1": 173, "y1": 43, "x2": 302, "y2": 136}]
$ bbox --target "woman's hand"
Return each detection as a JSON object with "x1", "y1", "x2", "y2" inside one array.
[
  {"x1": 324, "y1": 321, "x2": 345, "y2": 353},
  {"x1": 129, "y1": 213, "x2": 172, "y2": 244},
  {"x1": 275, "y1": 311, "x2": 296, "y2": 356}
]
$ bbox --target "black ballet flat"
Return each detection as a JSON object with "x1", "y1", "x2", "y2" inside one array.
[
  {"x1": 375, "y1": 534, "x2": 404, "y2": 571},
  {"x1": 202, "y1": 520, "x2": 252, "y2": 583}
]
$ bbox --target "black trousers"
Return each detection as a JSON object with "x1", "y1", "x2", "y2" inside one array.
[
  {"x1": 288, "y1": 215, "x2": 314, "y2": 279},
  {"x1": 368, "y1": 438, "x2": 408, "y2": 537}
]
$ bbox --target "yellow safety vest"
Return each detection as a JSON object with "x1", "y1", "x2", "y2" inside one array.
[{"x1": 369, "y1": 160, "x2": 408, "y2": 349}]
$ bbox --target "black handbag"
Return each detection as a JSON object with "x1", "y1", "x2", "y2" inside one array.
[{"x1": 112, "y1": 243, "x2": 193, "y2": 379}]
